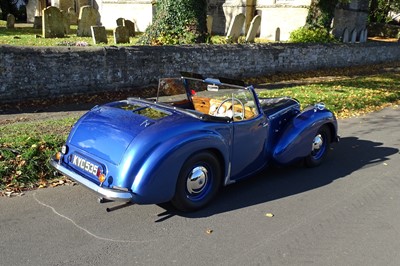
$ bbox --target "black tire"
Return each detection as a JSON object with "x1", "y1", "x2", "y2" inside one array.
[
  {"x1": 171, "y1": 151, "x2": 222, "y2": 212},
  {"x1": 304, "y1": 125, "x2": 331, "y2": 167}
]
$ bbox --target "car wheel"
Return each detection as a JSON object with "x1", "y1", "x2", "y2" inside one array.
[
  {"x1": 305, "y1": 125, "x2": 331, "y2": 167},
  {"x1": 171, "y1": 152, "x2": 222, "y2": 212}
]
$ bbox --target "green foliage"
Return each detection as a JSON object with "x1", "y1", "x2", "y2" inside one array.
[
  {"x1": 305, "y1": 0, "x2": 352, "y2": 30},
  {"x1": 139, "y1": 0, "x2": 207, "y2": 45},
  {"x1": 0, "y1": 117, "x2": 79, "y2": 190},
  {"x1": 289, "y1": 27, "x2": 337, "y2": 43},
  {"x1": 369, "y1": 0, "x2": 400, "y2": 23}
]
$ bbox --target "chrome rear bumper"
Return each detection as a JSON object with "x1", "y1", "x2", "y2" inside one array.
[{"x1": 50, "y1": 157, "x2": 134, "y2": 202}]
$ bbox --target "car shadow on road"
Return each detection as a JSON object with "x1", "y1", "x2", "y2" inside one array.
[{"x1": 155, "y1": 136, "x2": 399, "y2": 221}]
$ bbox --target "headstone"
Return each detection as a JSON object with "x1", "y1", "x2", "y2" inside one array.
[
  {"x1": 77, "y1": 5, "x2": 100, "y2": 37},
  {"x1": 91, "y1": 26, "x2": 108, "y2": 44},
  {"x1": 114, "y1": 26, "x2": 130, "y2": 44},
  {"x1": 33, "y1": 16, "x2": 42, "y2": 29},
  {"x1": 61, "y1": 10, "x2": 70, "y2": 34},
  {"x1": 6, "y1": 14, "x2": 15, "y2": 29},
  {"x1": 42, "y1": 7, "x2": 65, "y2": 38},
  {"x1": 123, "y1": 20, "x2": 135, "y2": 37},
  {"x1": 245, "y1": 15, "x2": 261, "y2": 43},
  {"x1": 350, "y1": 29, "x2": 357, "y2": 43},
  {"x1": 68, "y1": 7, "x2": 78, "y2": 25},
  {"x1": 359, "y1": 29, "x2": 368, "y2": 43},
  {"x1": 226, "y1": 13, "x2": 245, "y2": 43},
  {"x1": 58, "y1": 0, "x2": 75, "y2": 14},
  {"x1": 115, "y1": 18, "x2": 135, "y2": 37},
  {"x1": 275, "y1": 27, "x2": 281, "y2": 42},
  {"x1": 116, "y1": 17, "x2": 124, "y2": 26},
  {"x1": 207, "y1": 15, "x2": 213, "y2": 34},
  {"x1": 342, "y1": 28, "x2": 349, "y2": 43}
]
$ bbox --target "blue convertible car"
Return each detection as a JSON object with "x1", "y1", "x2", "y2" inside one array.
[{"x1": 51, "y1": 73, "x2": 339, "y2": 211}]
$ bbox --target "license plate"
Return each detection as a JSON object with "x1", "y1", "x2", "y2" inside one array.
[{"x1": 71, "y1": 154, "x2": 99, "y2": 176}]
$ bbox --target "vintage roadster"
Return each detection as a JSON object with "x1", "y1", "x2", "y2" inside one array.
[{"x1": 50, "y1": 73, "x2": 339, "y2": 211}]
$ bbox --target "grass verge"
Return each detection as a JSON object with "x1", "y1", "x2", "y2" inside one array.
[
  {"x1": 0, "y1": 117, "x2": 80, "y2": 193},
  {"x1": 0, "y1": 72, "x2": 399, "y2": 193}
]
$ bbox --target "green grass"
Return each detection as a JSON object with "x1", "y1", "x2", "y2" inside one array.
[
  {"x1": 1, "y1": 72, "x2": 399, "y2": 192},
  {"x1": 258, "y1": 73, "x2": 400, "y2": 118},
  {"x1": 0, "y1": 22, "x2": 141, "y2": 46}
]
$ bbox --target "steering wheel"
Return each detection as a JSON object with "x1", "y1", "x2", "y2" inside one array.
[{"x1": 215, "y1": 97, "x2": 245, "y2": 121}]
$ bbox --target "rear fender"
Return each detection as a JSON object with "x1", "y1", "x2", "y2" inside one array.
[
  {"x1": 273, "y1": 105, "x2": 338, "y2": 165},
  {"x1": 129, "y1": 132, "x2": 230, "y2": 204}
]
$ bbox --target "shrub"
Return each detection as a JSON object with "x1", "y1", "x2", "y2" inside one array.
[
  {"x1": 289, "y1": 27, "x2": 337, "y2": 43},
  {"x1": 139, "y1": 0, "x2": 207, "y2": 45}
]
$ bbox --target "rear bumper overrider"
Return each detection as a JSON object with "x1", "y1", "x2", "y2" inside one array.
[{"x1": 50, "y1": 157, "x2": 134, "y2": 202}]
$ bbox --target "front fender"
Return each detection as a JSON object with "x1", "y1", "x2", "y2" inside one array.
[
  {"x1": 128, "y1": 131, "x2": 230, "y2": 204},
  {"x1": 273, "y1": 106, "x2": 338, "y2": 165}
]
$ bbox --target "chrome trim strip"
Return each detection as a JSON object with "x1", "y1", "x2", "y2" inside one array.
[{"x1": 50, "y1": 157, "x2": 133, "y2": 202}]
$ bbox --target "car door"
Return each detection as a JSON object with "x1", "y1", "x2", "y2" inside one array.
[{"x1": 228, "y1": 90, "x2": 269, "y2": 181}]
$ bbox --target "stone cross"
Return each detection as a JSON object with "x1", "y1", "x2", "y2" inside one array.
[
  {"x1": 226, "y1": 13, "x2": 245, "y2": 43},
  {"x1": 245, "y1": 15, "x2": 261, "y2": 43},
  {"x1": 77, "y1": 6, "x2": 100, "y2": 37},
  {"x1": 42, "y1": 6, "x2": 65, "y2": 38}
]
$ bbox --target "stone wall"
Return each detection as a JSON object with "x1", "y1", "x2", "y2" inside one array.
[{"x1": 1, "y1": 43, "x2": 400, "y2": 104}]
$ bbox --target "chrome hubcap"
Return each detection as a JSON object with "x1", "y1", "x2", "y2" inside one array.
[
  {"x1": 312, "y1": 134, "x2": 323, "y2": 152},
  {"x1": 186, "y1": 166, "x2": 208, "y2": 195}
]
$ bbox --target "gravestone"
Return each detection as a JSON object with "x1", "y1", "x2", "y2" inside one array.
[
  {"x1": 342, "y1": 28, "x2": 349, "y2": 43},
  {"x1": 275, "y1": 27, "x2": 281, "y2": 42},
  {"x1": 6, "y1": 14, "x2": 15, "y2": 29},
  {"x1": 77, "y1": 6, "x2": 100, "y2": 37},
  {"x1": 33, "y1": 16, "x2": 42, "y2": 29},
  {"x1": 114, "y1": 26, "x2": 129, "y2": 44},
  {"x1": 207, "y1": 15, "x2": 213, "y2": 34},
  {"x1": 245, "y1": 15, "x2": 261, "y2": 43},
  {"x1": 68, "y1": 7, "x2": 78, "y2": 25},
  {"x1": 58, "y1": 0, "x2": 74, "y2": 14},
  {"x1": 350, "y1": 29, "x2": 357, "y2": 43},
  {"x1": 124, "y1": 20, "x2": 135, "y2": 37},
  {"x1": 91, "y1": 26, "x2": 108, "y2": 44},
  {"x1": 116, "y1": 17, "x2": 124, "y2": 26},
  {"x1": 42, "y1": 7, "x2": 65, "y2": 38},
  {"x1": 61, "y1": 10, "x2": 70, "y2": 34},
  {"x1": 359, "y1": 29, "x2": 368, "y2": 43},
  {"x1": 116, "y1": 18, "x2": 135, "y2": 37},
  {"x1": 226, "y1": 13, "x2": 245, "y2": 43}
]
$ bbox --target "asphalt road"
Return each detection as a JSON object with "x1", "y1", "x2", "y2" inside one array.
[{"x1": 1, "y1": 106, "x2": 399, "y2": 266}]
